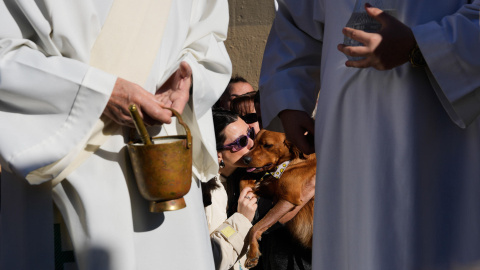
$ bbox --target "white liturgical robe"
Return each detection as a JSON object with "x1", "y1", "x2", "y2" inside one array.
[
  {"x1": 0, "y1": 0, "x2": 231, "y2": 269},
  {"x1": 260, "y1": 0, "x2": 480, "y2": 270}
]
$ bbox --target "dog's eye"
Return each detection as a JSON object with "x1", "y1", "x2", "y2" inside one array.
[{"x1": 263, "y1": 144, "x2": 273, "y2": 149}]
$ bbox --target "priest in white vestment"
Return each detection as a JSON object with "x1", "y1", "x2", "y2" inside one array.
[
  {"x1": 0, "y1": 0, "x2": 232, "y2": 269},
  {"x1": 260, "y1": 0, "x2": 480, "y2": 269}
]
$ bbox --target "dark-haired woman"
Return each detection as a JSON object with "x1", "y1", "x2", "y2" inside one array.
[
  {"x1": 207, "y1": 109, "x2": 258, "y2": 270},
  {"x1": 230, "y1": 93, "x2": 312, "y2": 270}
]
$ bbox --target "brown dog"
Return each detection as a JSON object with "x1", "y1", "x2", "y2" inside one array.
[{"x1": 239, "y1": 130, "x2": 316, "y2": 268}]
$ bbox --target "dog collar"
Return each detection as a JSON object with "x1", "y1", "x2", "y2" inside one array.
[
  {"x1": 259, "y1": 160, "x2": 291, "y2": 181},
  {"x1": 272, "y1": 160, "x2": 290, "y2": 179}
]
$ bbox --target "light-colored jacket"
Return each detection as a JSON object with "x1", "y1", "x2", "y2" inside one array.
[{"x1": 205, "y1": 175, "x2": 253, "y2": 270}]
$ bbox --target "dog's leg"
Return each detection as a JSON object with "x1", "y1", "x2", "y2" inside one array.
[{"x1": 244, "y1": 199, "x2": 296, "y2": 268}]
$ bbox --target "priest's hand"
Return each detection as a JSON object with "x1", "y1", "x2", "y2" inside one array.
[
  {"x1": 337, "y1": 4, "x2": 416, "y2": 70},
  {"x1": 154, "y1": 61, "x2": 192, "y2": 119},
  {"x1": 278, "y1": 110, "x2": 315, "y2": 155},
  {"x1": 103, "y1": 61, "x2": 192, "y2": 127}
]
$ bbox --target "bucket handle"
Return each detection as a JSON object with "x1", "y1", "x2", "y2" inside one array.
[
  {"x1": 163, "y1": 107, "x2": 192, "y2": 149},
  {"x1": 128, "y1": 104, "x2": 192, "y2": 149}
]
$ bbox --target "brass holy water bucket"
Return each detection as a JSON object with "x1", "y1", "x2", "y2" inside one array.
[{"x1": 127, "y1": 104, "x2": 192, "y2": 212}]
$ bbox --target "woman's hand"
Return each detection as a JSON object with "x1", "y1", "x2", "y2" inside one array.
[{"x1": 237, "y1": 187, "x2": 258, "y2": 222}]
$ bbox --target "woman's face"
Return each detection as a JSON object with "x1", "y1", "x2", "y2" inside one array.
[{"x1": 218, "y1": 118, "x2": 255, "y2": 169}]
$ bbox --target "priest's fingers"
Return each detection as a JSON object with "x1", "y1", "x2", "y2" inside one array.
[
  {"x1": 156, "y1": 88, "x2": 189, "y2": 119},
  {"x1": 140, "y1": 102, "x2": 173, "y2": 126},
  {"x1": 142, "y1": 73, "x2": 191, "y2": 125},
  {"x1": 178, "y1": 61, "x2": 192, "y2": 83},
  {"x1": 108, "y1": 77, "x2": 178, "y2": 127},
  {"x1": 155, "y1": 62, "x2": 191, "y2": 115},
  {"x1": 171, "y1": 62, "x2": 192, "y2": 114},
  {"x1": 104, "y1": 78, "x2": 160, "y2": 127}
]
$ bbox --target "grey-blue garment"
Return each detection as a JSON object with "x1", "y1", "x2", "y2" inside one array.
[{"x1": 260, "y1": 0, "x2": 480, "y2": 269}]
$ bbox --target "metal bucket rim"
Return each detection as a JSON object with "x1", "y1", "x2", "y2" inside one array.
[{"x1": 127, "y1": 135, "x2": 188, "y2": 146}]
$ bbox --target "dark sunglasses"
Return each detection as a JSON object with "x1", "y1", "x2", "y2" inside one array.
[
  {"x1": 218, "y1": 127, "x2": 255, "y2": 152},
  {"x1": 240, "y1": 113, "x2": 258, "y2": 124}
]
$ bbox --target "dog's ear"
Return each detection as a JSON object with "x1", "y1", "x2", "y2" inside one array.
[{"x1": 284, "y1": 139, "x2": 306, "y2": 159}]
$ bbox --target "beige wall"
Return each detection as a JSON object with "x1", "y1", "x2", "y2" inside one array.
[{"x1": 226, "y1": 0, "x2": 276, "y2": 90}]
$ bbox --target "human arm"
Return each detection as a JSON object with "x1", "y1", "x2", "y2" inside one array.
[
  {"x1": 415, "y1": 1, "x2": 480, "y2": 128},
  {"x1": 207, "y1": 184, "x2": 254, "y2": 270},
  {"x1": 210, "y1": 187, "x2": 256, "y2": 270},
  {"x1": 279, "y1": 173, "x2": 315, "y2": 224},
  {"x1": 259, "y1": 0, "x2": 323, "y2": 154},
  {"x1": 337, "y1": 2, "x2": 480, "y2": 127},
  {"x1": 0, "y1": 1, "x2": 181, "y2": 180},
  {"x1": 210, "y1": 213, "x2": 253, "y2": 270},
  {"x1": 0, "y1": 1, "x2": 116, "y2": 181}
]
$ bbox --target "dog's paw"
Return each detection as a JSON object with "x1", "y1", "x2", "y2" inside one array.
[
  {"x1": 245, "y1": 249, "x2": 261, "y2": 268},
  {"x1": 245, "y1": 256, "x2": 259, "y2": 269}
]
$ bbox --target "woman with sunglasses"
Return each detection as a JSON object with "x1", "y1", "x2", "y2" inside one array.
[{"x1": 206, "y1": 109, "x2": 258, "y2": 270}]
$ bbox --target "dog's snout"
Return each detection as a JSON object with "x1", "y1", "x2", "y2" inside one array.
[{"x1": 243, "y1": 155, "x2": 252, "y2": 165}]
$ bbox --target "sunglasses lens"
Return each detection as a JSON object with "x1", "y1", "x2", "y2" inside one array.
[
  {"x1": 232, "y1": 135, "x2": 248, "y2": 151},
  {"x1": 241, "y1": 113, "x2": 258, "y2": 124},
  {"x1": 239, "y1": 135, "x2": 249, "y2": 147}
]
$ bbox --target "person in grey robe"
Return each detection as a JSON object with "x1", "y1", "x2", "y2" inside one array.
[{"x1": 259, "y1": 0, "x2": 480, "y2": 269}]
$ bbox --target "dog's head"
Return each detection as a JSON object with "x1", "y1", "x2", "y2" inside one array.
[{"x1": 241, "y1": 130, "x2": 303, "y2": 173}]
